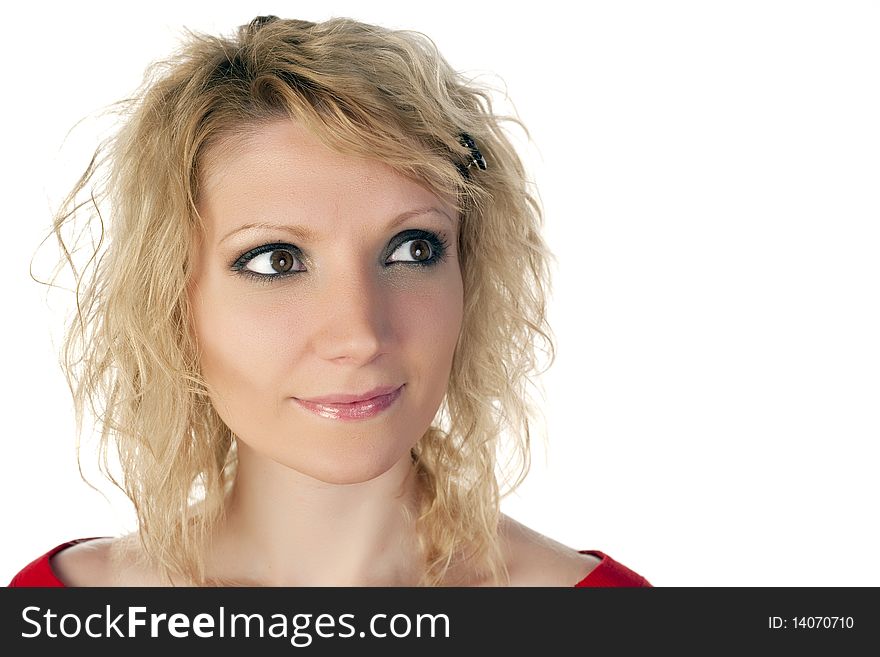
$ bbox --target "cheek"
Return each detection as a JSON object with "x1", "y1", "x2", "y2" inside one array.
[
  {"x1": 189, "y1": 280, "x2": 295, "y2": 408},
  {"x1": 408, "y1": 288, "x2": 461, "y2": 351},
  {"x1": 389, "y1": 274, "x2": 464, "y2": 382}
]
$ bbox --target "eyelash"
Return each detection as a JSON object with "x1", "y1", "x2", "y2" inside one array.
[{"x1": 230, "y1": 229, "x2": 451, "y2": 285}]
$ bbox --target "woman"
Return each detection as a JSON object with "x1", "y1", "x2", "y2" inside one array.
[{"x1": 10, "y1": 15, "x2": 649, "y2": 587}]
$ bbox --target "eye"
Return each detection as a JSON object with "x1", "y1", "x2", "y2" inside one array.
[
  {"x1": 246, "y1": 249, "x2": 301, "y2": 275},
  {"x1": 233, "y1": 243, "x2": 304, "y2": 278},
  {"x1": 387, "y1": 237, "x2": 435, "y2": 264}
]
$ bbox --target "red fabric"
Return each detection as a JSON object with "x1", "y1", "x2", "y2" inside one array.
[
  {"x1": 8, "y1": 539, "x2": 651, "y2": 587},
  {"x1": 7, "y1": 538, "x2": 99, "y2": 587},
  {"x1": 576, "y1": 550, "x2": 652, "y2": 587}
]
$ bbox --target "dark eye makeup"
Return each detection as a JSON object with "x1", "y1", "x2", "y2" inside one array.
[{"x1": 229, "y1": 229, "x2": 451, "y2": 285}]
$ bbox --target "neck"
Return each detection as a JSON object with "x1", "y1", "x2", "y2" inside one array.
[{"x1": 206, "y1": 444, "x2": 425, "y2": 586}]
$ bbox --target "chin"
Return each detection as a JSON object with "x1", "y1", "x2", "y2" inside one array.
[{"x1": 286, "y1": 444, "x2": 412, "y2": 486}]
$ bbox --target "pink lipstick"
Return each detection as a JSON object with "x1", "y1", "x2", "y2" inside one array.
[{"x1": 294, "y1": 384, "x2": 404, "y2": 421}]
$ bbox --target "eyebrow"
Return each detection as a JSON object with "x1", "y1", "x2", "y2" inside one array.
[{"x1": 218, "y1": 206, "x2": 454, "y2": 246}]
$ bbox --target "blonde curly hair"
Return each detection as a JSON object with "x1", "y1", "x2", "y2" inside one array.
[{"x1": 46, "y1": 15, "x2": 556, "y2": 586}]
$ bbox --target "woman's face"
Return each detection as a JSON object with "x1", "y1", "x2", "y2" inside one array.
[{"x1": 189, "y1": 119, "x2": 463, "y2": 484}]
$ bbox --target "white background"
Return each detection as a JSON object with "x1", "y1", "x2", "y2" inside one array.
[{"x1": 2, "y1": 0, "x2": 878, "y2": 586}]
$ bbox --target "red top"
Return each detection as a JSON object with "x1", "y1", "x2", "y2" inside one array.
[{"x1": 8, "y1": 538, "x2": 652, "y2": 587}]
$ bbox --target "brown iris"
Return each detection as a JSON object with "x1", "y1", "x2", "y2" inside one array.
[
  {"x1": 409, "y1": 239, "x2": 432, "y2": 262},
  {"x1": 270, "y1": 250, "x2": 295, "y2": 273}
]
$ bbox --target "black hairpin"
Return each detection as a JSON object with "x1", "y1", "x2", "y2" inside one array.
[
  {"x1": 249, "y1": 15, "x2": 280, "y2": 31},
  {"x1": 457, "y1": 132, "x2": 487, "y2": 178}
]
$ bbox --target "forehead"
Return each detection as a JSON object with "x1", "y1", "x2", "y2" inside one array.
[{"x1": 197, "y1": 120, "x2": 456, "y2": 239}]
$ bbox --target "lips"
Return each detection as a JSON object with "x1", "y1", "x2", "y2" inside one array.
[
  {"x1": 293, "y1": 384, "x2": 404, "y2": 421},
  {"x1": 296, "y1": 384, "x2": 403, "y2": 405}
]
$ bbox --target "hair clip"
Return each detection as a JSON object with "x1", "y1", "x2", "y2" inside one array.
[
  {"x1": 248, "y1": 15, "x2": 280, "y2": 31},
  {"x1": 457, "y1": 132, "x2": 487, "y2": 178}
]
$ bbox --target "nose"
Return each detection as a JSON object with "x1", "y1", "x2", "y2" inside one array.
[{"x1": 312, "y1": 264, "x2": 392, "y2": 365}]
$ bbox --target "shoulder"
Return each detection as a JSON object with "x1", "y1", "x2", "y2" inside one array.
[
  {"x1": 8, "y1": 538, "x2": 107, "y2": 587},
  {"x1": 499, "y1": 515, "x2": 603, "y2": 586},
  {"x1": 498, "y1": 515, "x2": 652, "y2": 587},
  {"x1": 9, "y1": 534, "x2": 163, "y2": 587},
  {"x1": 49, "y1": 537, "x2": 119, "y2": 586}
]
